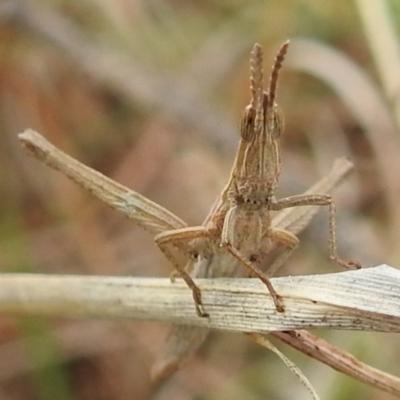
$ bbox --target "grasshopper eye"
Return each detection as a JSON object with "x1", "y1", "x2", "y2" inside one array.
[
  {"x1": 271, "y1": 105, "x2": 284, "y2": 139},
  {"x1": 240, "y1": 105, "x2": 256, "y2": 141},
  {"x1": 265, "y1": 104, "x2": 284, "y2": 140}
]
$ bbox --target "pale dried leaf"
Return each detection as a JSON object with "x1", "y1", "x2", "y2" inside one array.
[{"x1": 0, "y1": 265, "x2": 398, "y2": 333}]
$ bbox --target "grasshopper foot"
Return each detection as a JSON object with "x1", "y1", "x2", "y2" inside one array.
[
  {"x1": 191, "y1": 283, "x2": 209, "y2": 318},
  {"x1": 330, "y1": 256, "x2": 361, "y2": 270},
  {"x1": 259, "y1": 276, "x2": 285, "y2": 313},
  {"x1": 169, "y1": 270, "x2": 180, "y2": 283}
]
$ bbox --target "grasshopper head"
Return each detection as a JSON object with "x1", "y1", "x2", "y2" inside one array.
[{"x1": 236, "y1": 41, "x2": 289, "y2": 206}]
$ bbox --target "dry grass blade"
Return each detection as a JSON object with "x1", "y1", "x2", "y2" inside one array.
[
  {"x1": 19, "y1": 129, "x2": 187, "y2": 235},
  {"x1": 273, "y1": 330, "x2": 400, "y2": 397},
  {"x1": 247, "y1": 333, "x2": 320, "y2": 400},
  {"x1": 0, "y1": 266, "x2": 398, "y2": 332},
  {"x1": 0, "y1": 265, "x2": 400, "y2": 395},
  {"x1": 355, "y1": 0, "x2": 400, "y2": 131}
]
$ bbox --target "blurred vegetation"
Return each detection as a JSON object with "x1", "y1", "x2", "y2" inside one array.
[{"x1": 0, "y1": 0, "x2": 400, "y2": 399}]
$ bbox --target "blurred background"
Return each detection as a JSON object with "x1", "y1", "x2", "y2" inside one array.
[{"x1": 0, "y1": 0, "x2": 400, "y2": 399}]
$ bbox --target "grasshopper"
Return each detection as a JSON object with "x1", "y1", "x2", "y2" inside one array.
[
  {"x1": 153, "y1": 42, "x2": 293, "y2": 316},
  {"x1": 154, "y1": 41, "x2": 358, "y2": 317}
]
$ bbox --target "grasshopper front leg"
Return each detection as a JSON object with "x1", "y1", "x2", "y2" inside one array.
[
  {"x1": 272, "y1": 194, "x2": 361, "y2": 270},
  {"x1": 220, "y1": 206, "x2": 299, "y2": 312},
  {"x1": 155, "y1": 227, "x2": 213, "y2": 317}
]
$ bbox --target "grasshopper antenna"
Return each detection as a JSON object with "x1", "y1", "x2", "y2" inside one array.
[
  {"x1": 249, "y1": 43, "x2": 264, "y2": 136},
  {"x1": 267, "y1": 40, "x2": 290, "y2": 108}
]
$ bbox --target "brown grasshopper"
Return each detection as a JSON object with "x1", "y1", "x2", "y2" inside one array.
[
  {"x1": 154, "y1": 41, "x2": 358, "y2": 317},
  {"x1": 152, "y1": 42, "x2": 292, "y2": 317}
]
